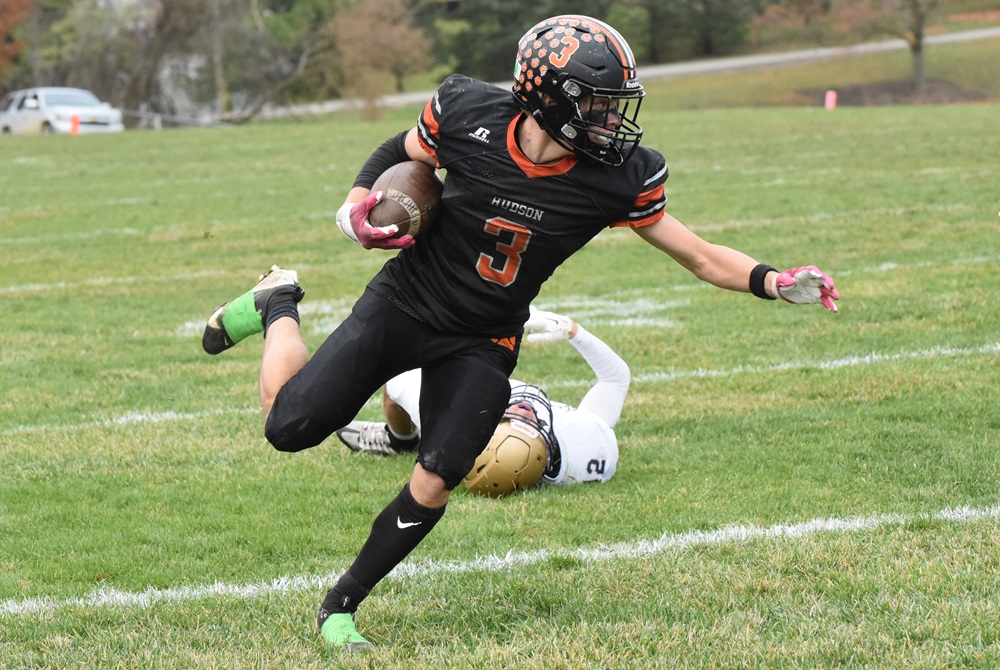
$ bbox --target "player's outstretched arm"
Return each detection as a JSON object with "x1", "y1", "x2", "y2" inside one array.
[
  {"x1": 524, "y1": 307, "x2": 630, "y2": 427},
  {"x1": 633, "y1": 213, "x2": 839, "y2": 312}
]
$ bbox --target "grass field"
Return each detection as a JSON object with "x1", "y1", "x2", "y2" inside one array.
[
  {"x1": 2, "y1": 93, "x2": 999, "y2": 668},
  {"x1": 639, "y1": 37, "x2": 1000, "y2": 109}
]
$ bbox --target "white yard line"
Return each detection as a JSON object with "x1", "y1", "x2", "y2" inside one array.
[
  {"x1": 549, "y1": 342, "x2": 1000, "y2": 389},
  {"x1": 3, "y1": 342, "x2": 997, "y2": 436},
  {"x1": 0, "y1": 269, "x2": 231, "y2": 295},
  {"x1": 2, "y1": 251, "x2": 998, "y2": 296},
  {"x1": 2, "y1": 504, "x2": 996, "y2": 617},
  {"x1": 1, "y1": 408, "x2": 259, "y2": 436},
  {"x1": 0, "y1": 226, "x2": 147, "y2": 245}
]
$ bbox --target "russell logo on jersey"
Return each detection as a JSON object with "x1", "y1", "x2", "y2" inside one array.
[{"x1": 469, "y1": 127, "x2": 491, "y2": 143}]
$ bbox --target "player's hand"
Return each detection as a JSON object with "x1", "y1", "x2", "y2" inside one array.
[
  {"x1": 773, "y1": 266, "x2": 840, "y2": 313},
  {"x1": 336, "y1": 193, "x2": 415, "y2": 250},
  {"x1": 524, "y1": 306, "x2": 575, "y2": 343}
]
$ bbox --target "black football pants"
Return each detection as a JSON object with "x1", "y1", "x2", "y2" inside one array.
[{"x1": 265, "y1": 288, "x2": 518, "y2": 488}]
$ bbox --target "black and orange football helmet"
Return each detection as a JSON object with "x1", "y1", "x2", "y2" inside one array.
[{"x1": 512, "y1": 15, "x2": 644, "y2": 166}]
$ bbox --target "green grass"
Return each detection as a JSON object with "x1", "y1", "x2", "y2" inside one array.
[
  {"x1": 2, "y1": 95, "x2": 999, "y2": 668},
  {"x1": 641, "y1": 37, "x2": 1000, "y2": 109},
  {"x1": 749, "y1": 0, "x2": 1000, "y2": 52}
]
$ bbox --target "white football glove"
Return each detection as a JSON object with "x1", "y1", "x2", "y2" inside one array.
[
  {"x1": 335, "y1": 196, "x2": 414, "y2": 250},
  {"x1": 772, "y1": 265, "x2": 840, "y2": 313},
  {"x1": 524, "y1": 306, "x2": 574, "y2": 343},
  {"x1": 336, "y1": 200, "x2": 361, "y2": 244}
]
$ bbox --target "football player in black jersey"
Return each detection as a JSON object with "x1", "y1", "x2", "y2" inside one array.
[{"x1": 202, "y1": 15, "x2": 839, "y2": 651}]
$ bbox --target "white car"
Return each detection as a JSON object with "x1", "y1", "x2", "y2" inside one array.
[{"x1": 0, "y1": 87, "x2": 124, "y2": 135}]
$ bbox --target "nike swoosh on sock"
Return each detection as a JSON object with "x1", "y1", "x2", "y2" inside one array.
[{"x1": 396, "y1": 517, "x2": 422, "y2": 529}]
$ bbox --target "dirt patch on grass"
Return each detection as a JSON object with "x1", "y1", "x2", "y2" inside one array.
[{"x1": 801, "y1": 79, "x2": 990, "y2": 106}]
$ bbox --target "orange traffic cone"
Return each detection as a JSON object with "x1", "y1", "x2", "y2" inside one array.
[{"x1": 70, "y1": 114, "x2": 80, "y2": 135}]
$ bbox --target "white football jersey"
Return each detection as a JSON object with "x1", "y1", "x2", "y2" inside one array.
[
  {"x1": 546, "y1": 401, "x2": 618, "y2": 485},
  {"x1": 384, "y1": 322, "x2": 628, "y2": 487}
]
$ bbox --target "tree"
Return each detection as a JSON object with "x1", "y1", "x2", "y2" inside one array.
[
  {"x1": 325, "y1": 0, "x2": 431, "y2": 115},
  {"x1": 4, "y1": 0, "x2": 80, "y2": 91},
  {"x1": 684, "y1": 0, "x2": 754, "y2": 57},
  {"x1": 66, "y1": 0, "x2": 205, "y2": 117},
  {"x1": 0, "y1": 0, "x2": 33, "y2": 84},
  {"x1": 10, "y1": 0, "x2": 348, "y2": 124},
  {"x1": 243, "y1": 0, "x2": 353, "y2": 112},
  {"x1": 871, "y1": 0, "x2": 939, "y2": 89},
  {"x1": 609, "y1": 0, "x2": 754, "y2": 64},
  {"x1": 433, "y1": 0, "x2": 612, "y2": 82},
  {"x1": 781, "y1": 0, "x2": 833, "y2": 26},
  {"x1": 606, "y1": 3, "x2": 650, "y2": 62}
]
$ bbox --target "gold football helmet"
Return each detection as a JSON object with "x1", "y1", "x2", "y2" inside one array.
[{"x1": 462, "y1": 417, "x2": 548, "y2": 498}]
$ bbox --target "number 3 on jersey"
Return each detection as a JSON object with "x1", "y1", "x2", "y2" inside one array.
[{"x1": 477, "y1": 217, "x2": 532, "y2": 287}]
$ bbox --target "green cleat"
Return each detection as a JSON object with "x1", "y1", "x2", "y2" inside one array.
[
  {"x1": 319, "y1": 612, "x2": 374, "y2": 652},
  {"x1": 202, "y1": 265, "x2": 303, "y2": 355}
]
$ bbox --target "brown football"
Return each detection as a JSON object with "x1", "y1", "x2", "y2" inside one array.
[{"x1": 368, "y1": 161, "x2": 443, "y2": 238}]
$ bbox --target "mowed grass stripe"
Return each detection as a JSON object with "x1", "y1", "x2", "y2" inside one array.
[
  {"x1": 3, "y1": 340, "x2": 996, "y2": 436},
  {"x1": 3, "y1": 503, "x2": 997, "y2": 618},
  {"x1": 3, "y1": 249, "x2": 997, "y2": 295}
]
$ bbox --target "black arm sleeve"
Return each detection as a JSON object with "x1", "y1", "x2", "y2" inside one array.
[{"x1": 352, "y1": 131, "x2": 410, "y2": 189}]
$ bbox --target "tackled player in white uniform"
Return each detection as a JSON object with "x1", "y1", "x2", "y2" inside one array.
[{"x1": 336, "y1": 307, "x2": 628, "y2": 490}]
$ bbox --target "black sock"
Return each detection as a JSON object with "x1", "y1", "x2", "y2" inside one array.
[
  {"x1": 264, "y1": 302, "x2": 299, "y2": 332},
  {"x1": 387, "y1": 430, "x2": 420, "y2": 453},
  {"x1": 263, "y1": 286, "x2": 303, "y2": 334},
  {"x1": 264, "y1": 286, "x2": 302, "y2": 337},
  {"x1": 317, "y1": 483, "x2": 445, "y2": 619},
  {"x1": 317, "y1": 572, "x2": 369, "y2": 631}
]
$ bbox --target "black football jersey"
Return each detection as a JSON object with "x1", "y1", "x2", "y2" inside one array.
[{"x1": 367, "y1": 74, "x2": 668, "y2": 337}]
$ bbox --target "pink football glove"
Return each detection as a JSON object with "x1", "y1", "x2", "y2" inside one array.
[
  {"x1": 346, "y1": 192, "x2": 414, "y2": 250},
  {"x1": 773, "y1": 266, "x2": 840, "y2": 313}
]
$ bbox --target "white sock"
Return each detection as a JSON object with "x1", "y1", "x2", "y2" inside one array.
[{"x1": 387, "y1": 426, "x2": 419, "y2": 442}]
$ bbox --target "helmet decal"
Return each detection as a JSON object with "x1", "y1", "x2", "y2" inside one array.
[
  {"x1": 511, "y1": 15, "x2": 644, "y2": 166},
  {"x1": 508, "y1": 418, "x2": 541, "y2": 440},
  {"x1": 548, "y1": 35, "x2": 580, "y2": 68}
]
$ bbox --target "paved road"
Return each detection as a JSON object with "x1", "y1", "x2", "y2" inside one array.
[
  {"x1": 640, "y1": 25, "x2": 1000, "y2": 79},
  {"x1": 260, "y1": 26, "x2": 1000, "y2": 118}
]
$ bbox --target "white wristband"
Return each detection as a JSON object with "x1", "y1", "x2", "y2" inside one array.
[{"x1": 335, "y1": 201, "x2": 361, "y2": 245}]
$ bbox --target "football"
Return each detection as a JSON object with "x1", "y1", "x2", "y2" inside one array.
[{"x1": 368, "y1": 161, "x2": 443, "y2": 238}]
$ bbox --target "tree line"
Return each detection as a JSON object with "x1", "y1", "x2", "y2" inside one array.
[{"x1": 0, "y1": 0, "x2": 939, "y2": 126}]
